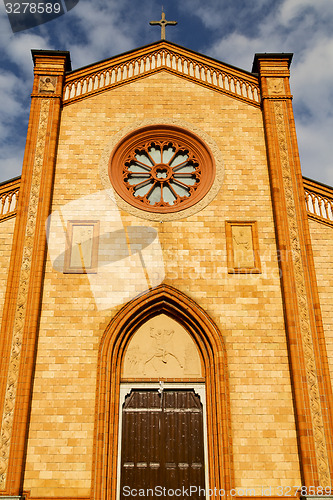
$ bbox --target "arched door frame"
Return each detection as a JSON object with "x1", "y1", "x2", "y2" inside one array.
[{"x1": 91, "y1": 284, "x2": 234, "y2": 500}]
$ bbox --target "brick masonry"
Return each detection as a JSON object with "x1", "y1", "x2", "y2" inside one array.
[
  {"x1": 309, "y1": 219, "x2": 333, "y2": 383},
  {"x1": 19, "y1": 71, "x2": 301, "y2": 496}
]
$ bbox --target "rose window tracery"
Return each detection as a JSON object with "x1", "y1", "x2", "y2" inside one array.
[{"x1": 109, "y1": 125, "x2": 215, "y2": 213}]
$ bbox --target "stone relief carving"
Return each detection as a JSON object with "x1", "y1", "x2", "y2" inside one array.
[
  {"x1": 0, "y1": 99, "x2": 50, "y2": 489},
  {"x1": 232, "y1": 225, "x2": 255, "y2": 268},
  {"x1": 39, "y1": 76, "x2": 56, "y2": 93},
  {"x1": 267, "y1": 78, "x2": 284, "y2": 96},
  {"x1": 122, "y1": 314, "x2": 202, "y2": 379},
  {"x1": 70, "y1": 225, "x2": 94, "y2": 268},
  {"x1": 143, "y1": 327, "x2": 184, "y2": 374},
  {"x1": 274, "y1": 100, "x2": 330, "y2": 487}
]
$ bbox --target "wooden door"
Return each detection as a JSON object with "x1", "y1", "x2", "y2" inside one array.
[{"x1": 120, "y1": 389, "x2": 205, "y2": 498}]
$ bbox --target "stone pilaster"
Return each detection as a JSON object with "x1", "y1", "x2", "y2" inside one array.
[
  {"x1": 0, "y1": 51, "x2": 71, "y2": 495},
  {"x1": 253, "y1": 53, "x2": 333, "y2": 487}
]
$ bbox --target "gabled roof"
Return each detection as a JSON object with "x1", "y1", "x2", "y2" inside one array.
[{"x1": 63, "y1": 40, "x2": 261, "y2": 107}]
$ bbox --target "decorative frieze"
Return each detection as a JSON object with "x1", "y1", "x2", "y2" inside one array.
[
  {"x1": 63, "y1": 45, "x2": 260, "y2": 106},
  {"x1": 0, "y1": 179, "x2": 20, "y2": 223},
  {"x1": 304, "y1": 178, "x2": 333, "y2": 227}
]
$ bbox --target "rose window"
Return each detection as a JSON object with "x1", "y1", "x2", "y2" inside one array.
[{"x1": 109, "y1": 125, "x2": 215, "y2": 213}]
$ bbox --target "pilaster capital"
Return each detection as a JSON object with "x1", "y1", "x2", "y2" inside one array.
[
  {"x1": 252, "y1": 53, "x2": 293, "y2": 100},
  {"x1": 252, "y1": 52, "x2": 293, "y2": 76},
  {"x1": 31, "y1": 49, "x2": 71, "y2": 97}
]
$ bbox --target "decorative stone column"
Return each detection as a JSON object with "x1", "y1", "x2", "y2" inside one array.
[
  {"x1": 253, "y1": 53, "x2": 333, "y2": 487},
  {"x1": 0, "y1": 50, "x2": 71, "y2": 495}
]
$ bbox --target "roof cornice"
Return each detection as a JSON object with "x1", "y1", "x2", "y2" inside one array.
[
  {"x1": 63, "y1": 40, "x2": 261, "y2": 107},
  {"x1": 252, "y1": 52, "x2": 293, "y2": 73},
  {"x1": 68, "y1": 40, "x2": 256, "y2": 79},
  {"x1": 31, "y1": 49, "x2": 72, "y2": 71}
]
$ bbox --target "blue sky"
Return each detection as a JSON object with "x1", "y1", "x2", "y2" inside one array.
[{"x1": 0, "y1": 0, "x2": 332, "y2": 185}]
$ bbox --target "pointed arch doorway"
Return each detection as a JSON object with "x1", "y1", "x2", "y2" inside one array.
[{"x1": 91, "y1": 285, "x2": 233, "y2": 500}]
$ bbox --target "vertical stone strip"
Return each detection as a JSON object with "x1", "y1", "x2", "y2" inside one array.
[
  {"x1": 0, "y1": 99, "x2": 50, "y2": 489},
  {"x1": 274, "y1": 100, "x2": 330, "y2": 486},
  {"x1": 0, "y1": 51, "x2": 71, "y2": 495},
  {"x1": 254, "y1": 53, "x2": 333, "y2": 487}
]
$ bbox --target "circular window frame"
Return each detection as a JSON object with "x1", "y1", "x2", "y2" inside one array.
[
  {"x1": 99, "y1": 119, "x2": 224, "y2": 222},
  {"x1": 109, "y1": 125, "x2": 215, "y2": 214}
]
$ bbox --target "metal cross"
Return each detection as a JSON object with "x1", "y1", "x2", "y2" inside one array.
[{"x1": 150, "y1": 10, "x2": 177, "y2": 40}]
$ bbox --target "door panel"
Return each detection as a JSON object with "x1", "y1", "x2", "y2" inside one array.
[{"x1": 120, "y1": 390, "x2": 205, "y2": 498}]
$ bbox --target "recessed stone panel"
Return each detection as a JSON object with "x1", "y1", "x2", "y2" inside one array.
[{"x1": 122, "y1": 314, "x2": 202, "y2": 379}]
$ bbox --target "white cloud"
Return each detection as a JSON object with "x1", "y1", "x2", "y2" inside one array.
[
  {"x1": 0, "y1": 71, "x2": 27, "y2": 182},
  {"x1": 279, "y1": 0, "x2": 333, "y2": 25},
  {"x1": 56, "y1": 0, "x2": 149, "y2": 69},
  {"x1": 292, "y1": 38, "x2": 333, "y2": 114},
  {"x1": 206, "y1": 32, "x2": 261, "y2": 71},
  {"x1": 0, "y1": 151, "x2": 23, "y2": 181},
  {"x1": 297, "y1": 117, "x2": 333, "y2": 184},
  {"x1": 5, "y1": 32, "x2": 52, "y2": 75},
  {"x1": 0, "y1": 72, "x2": 25, "y2": 117},
  {"x1": 200, "y1": 0, "x2": 333, "y2": 184}
]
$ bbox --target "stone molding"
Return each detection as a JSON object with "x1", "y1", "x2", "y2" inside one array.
[
  {"x1": 63, "y1": 42, "x2": 260, "y2": 107},
  {"x1": 0, "y1": 178, "x2": 20, "y2": 223},
  {"x1": 0, "y1": 50, "x2": 69, "y2": 495},
  {"x1": 304, "y1": 177, "x2": 333, "y2": 227}
]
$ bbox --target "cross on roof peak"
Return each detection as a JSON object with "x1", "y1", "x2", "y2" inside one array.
[{"x1": 150, "y1": 10, "x2": 177, "y2": 40}]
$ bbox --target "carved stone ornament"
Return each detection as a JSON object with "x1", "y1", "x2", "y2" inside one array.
[
  {"x1": 63, "y1": 221, "x2": 99, "y2": 274},
  {"x1": 109, "y1": 125, "x2": 215, "y2": 214},
  {"x1": 63, "y1": 45, "x2": 261, "y2": 106},
  {"x1": 274, "y1": 100, "x2": 330, "y2": 487},
  {"x1": 0, "y1": 99, "x2": 50, "y2": 490},
  {"x1": 232, "y1": 225, "x2": 255, "y2": 268},
  {"x1": 267, "y1": 78, "x2": 284, "y2": 96},
  {"x1": 99, "y1": 118, "x2": 224, "y2": 222},
  {"x1": 122, "y1": 314, "x2": 202, "y2": 379},
  {"x1": 38, "y1": 76, "x2": 57, "y2": 93}
]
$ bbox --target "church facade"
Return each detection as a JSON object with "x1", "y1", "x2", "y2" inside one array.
[{"x1": 1, "y1": 40, "x2": 333, "y2": 500}]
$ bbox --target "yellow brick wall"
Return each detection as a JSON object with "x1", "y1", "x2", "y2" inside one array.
[
  {"x1": 0, "y1": 217, "x2": 15, "y2": 327},
  {"x1": 23, "y1": 71, "x2": 301, "y2": 496},
  {"x1": 308, "y1": 218, "x2": 333, "y2": 384}
]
